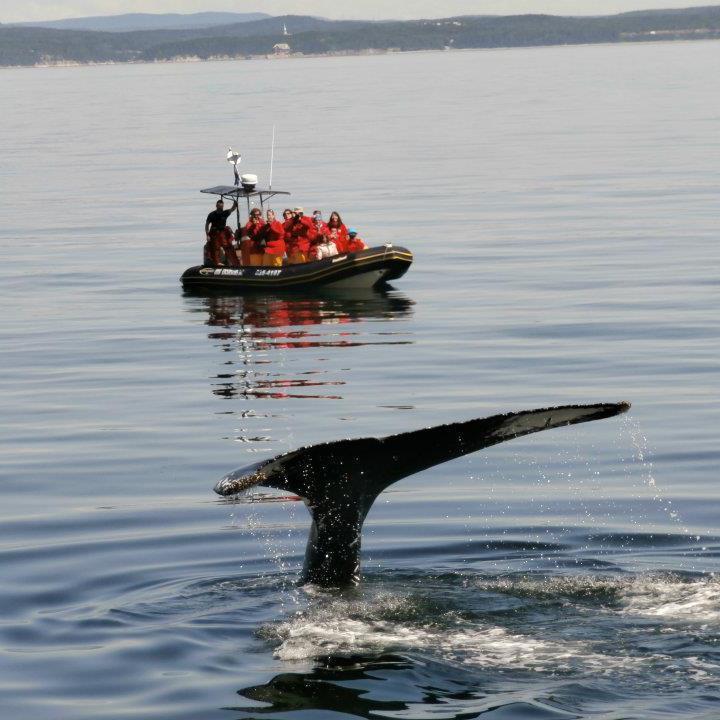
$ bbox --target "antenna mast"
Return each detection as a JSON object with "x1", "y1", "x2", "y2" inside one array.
[{"x1": 269, "y1": 126, "x2": 276, "y2": 191}]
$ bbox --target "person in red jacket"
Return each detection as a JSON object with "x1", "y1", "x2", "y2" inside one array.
[
  {"x1": 220, "y1": 225, "x2": 240, "y2": 267},
  {"x1": 312, "y1": 211, "x2": 329, "y2": 239},
  {"x1": 309, "y1": 210, "x2": 330, "y2": 260},
  {"x1": 261, "y1": 209, "x2": 286, "y2": 267},
  {"x1": 285, "y1": 207, "x2": 316, "y2": 264},
  {"x1": 346, "y1": 228, "x2": 368, "y2": 252},
  {"x1": 326, "y1": 211, "x2": 349, "y2": 253},
  {"x1": 310, "y1": 210, "x2": 341, "y2": 260},
  {"x1": 281, "y1": 209, "x2": 296, "y2": 263},
  {"x1": 243, "y1": 207, "x2": 266, "y2": 266}
]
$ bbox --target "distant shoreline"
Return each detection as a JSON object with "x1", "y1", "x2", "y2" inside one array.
[
  {"x1": 2, "y1": 47, "x2": 400, "y2": 70},
  {"x1": 3, "y1": 7, "x2": 720, "y2": 69},
  {"x1": 2, "y1": 35, "x2": 719, "y2": 71}
]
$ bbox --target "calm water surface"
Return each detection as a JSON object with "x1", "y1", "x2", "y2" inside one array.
[{"x1": 1, "y1": 41, "x2": 719, "y2": 719}]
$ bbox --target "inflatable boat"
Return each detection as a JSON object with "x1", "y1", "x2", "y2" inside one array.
[
  {"x1": 181, "y1": 182, "x2": 412, "y2": 292},
  {"x1": 182, "y1": 245, "x2": 412, "y2": 292}
]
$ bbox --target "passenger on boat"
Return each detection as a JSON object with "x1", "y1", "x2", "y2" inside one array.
[
  {"x1": 281, "y1": 209, "x2": 294, "y2": 263},
  {"x1": 236, "y1": 232, "x2": 249, "y2": 266},
  {"x1": 243, "y1": 207, "x2": 266, "y2": 266},
  {"x1": 204, "y1": 198, "x2": 238, "y2": 266},
  {"x1": 261, "y1": 209, "x2": 286, "y2": 267},
  {"x1": 326, "y1": 211, "x2": 349, "y2": 253},
  {"x1": 312, "y1": 210, "x2": 326, "y2": 228},
  {"x1": 346, "y1": 228, "x2": 368, "y2": 252},
  {"x1": 285, "y1": 207, "x2": 317, "y2": 264},
  {"x1": 310, "y1": 211, "x2": 338, "y2": 260},
  {"x1": 311, "y1": 210, "x2": 327, "y2": 243},
  {"x1": 221, "y1": 226, "x2": 241, "y2": 267}
]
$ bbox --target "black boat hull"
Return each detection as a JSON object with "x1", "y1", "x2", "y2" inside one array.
[{"x1": 180, "y1": 246, "x2": 412, "y2": 292}]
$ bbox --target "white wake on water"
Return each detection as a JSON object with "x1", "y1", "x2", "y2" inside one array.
[
  {"x1": 475, "y1": 573, "x2": 720, "y2": 623},
  {"x1": 262, "y1": 587, "x2": 640, "y2": 672},
  {"x1": 261, "y1": 573, "x2": 720, "y2": 679},
  {"x1": 619, "y1": 574, "x2": 720, "y2": 622}
]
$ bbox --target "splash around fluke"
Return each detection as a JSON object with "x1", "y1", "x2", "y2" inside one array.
[{"x1": 215, "y1": 402, "x2": 630, "y2": 588}]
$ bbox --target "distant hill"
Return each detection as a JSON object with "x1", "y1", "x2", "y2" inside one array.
[
  {"x1": 617, "y1": 3, "x2": 720, "y2": 16},
  {"x1": 12, "y1": 12, "x2": 271, "y2": 32},
  {"x1": 2, "y1": 6, "x2": 720, "y2": 67}
]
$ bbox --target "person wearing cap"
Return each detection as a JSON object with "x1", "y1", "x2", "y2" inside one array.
[
  {"x1": 285, "y1": 207, "x2": 317, "y2": 264},
  {"x1": 346, "y1": 228, "x2": 368, "y2": 253},
  {"x1": 204, "y1": 198, "x2": 238, "y2": 266},
  {"x1": 260, "y1": 209, "x2": 286, "y2": 267},
  {"x1": 242, "y1": 207, "x2": 266, "y2": 266}
]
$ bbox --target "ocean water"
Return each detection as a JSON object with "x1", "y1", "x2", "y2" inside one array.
[{"x1": 1, "y1": 40, "x2": 719, "y2": 719}]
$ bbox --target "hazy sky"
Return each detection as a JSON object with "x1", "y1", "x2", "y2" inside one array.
[{"x1": 2, "y1": 0, "x2": 708, "y2": 23}]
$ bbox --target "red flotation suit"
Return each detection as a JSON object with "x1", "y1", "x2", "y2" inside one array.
[
  {"x1": 286, "y1": 215, "x2": 317, "y2": 256},
  {"x1": 326, "y1": 222, "x2": 349, "y2": 253},
  {"x1": 262, "y1": 220, "x2": 286, "y2": 256}
]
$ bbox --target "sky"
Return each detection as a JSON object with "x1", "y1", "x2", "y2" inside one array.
[{"x1": 1, "y1": 0, "x2": 709, "y2": 23}]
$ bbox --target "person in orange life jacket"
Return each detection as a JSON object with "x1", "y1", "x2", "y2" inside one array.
[
  {"x1": 281, "y1": 209, "x2": 297, "y2": 264},
  {"x1": 346, "y1": 228, "x2": 368, "y2": 252},
  {"x1": 261, "y1": 209, "x2": 286, "y2": 267},
  {"x1": 220, "y1": 225, "x2": 240, "y2": 267},
  {"x1": 326, "y1": 211, "x2": 349, "y2": 253},
  {"x1": 234, "y1": 227, "x2": 249, "y2": 265},
  {"x1": 286, "y1": 207, "x2": 317, "y2": 264},
  {"x1": 311, "y1": 211, "x2": 338, "y2": 260},
  {"x1": 243, "y1": 207, "x2": 266, "y2": 267},
  {"x1": 311, "y1": 210, "x2": 330, "y2": 240},
  {"x1": 204, "y1": 198, "x2": 238, "y2": 266}
]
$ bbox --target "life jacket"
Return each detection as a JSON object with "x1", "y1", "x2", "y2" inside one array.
[
  {"x1": 311, "y1": 221, "x2": 329, "y2": 245},
  {"x1": 262, "y1": 220, "x2": 286, "y2": 256},
  {"x1": 243, "y1": 219, "x2": 266, "y2": 253},
  {"x1": 346, "y1": 236, "x2": 367, "y2": 253},
  {"x1": 326, "y1": 222, "x2": 349, "y2": 253},
  {"x1": 286, "y1": 216, "x2": 316, "y2": 253}
]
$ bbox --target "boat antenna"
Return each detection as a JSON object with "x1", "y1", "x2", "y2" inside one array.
[{"x1": 268, "y1": 126, "x2": 276, "y2": 191}]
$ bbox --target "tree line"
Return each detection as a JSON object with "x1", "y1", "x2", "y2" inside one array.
[{"x1": 2, "y1": 7, "x2": 720, "y2": 66}]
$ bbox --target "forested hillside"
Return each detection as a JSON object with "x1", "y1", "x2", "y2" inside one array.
[{"x1": 2, "y1": 6, "x2": 719, "y2": 66}]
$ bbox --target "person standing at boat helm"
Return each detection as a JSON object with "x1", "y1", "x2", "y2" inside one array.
[{"x1": 204, "y1": 198, "x2": 238, "y2": 266}]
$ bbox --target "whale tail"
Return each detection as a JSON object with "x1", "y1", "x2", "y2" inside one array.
[{"x1": 215, "y1": 402, "x2": 630, "y2": 587}]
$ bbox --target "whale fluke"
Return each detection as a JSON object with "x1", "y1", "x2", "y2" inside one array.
[{"x1": 215, "y1": 402, "x2": 630, "y2": 587}]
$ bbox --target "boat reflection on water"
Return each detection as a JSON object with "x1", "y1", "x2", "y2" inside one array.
[{"x1": 184, "y1": 289, "x2": 415, "y2": 401}]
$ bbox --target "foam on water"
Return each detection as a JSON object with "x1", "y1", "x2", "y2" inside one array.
[
  {"x1": 476, "y1": 572, "x2": 720, "y2": 622},
  {"x1": 262, "y1": 572, "x2": 720, "y2": 689},
  {"x1": 619, "y1": 573, "x2": 720, "y2": 622},
  {"x1": 270, "y1": 613, "x2": 647, "y2": 674}
]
